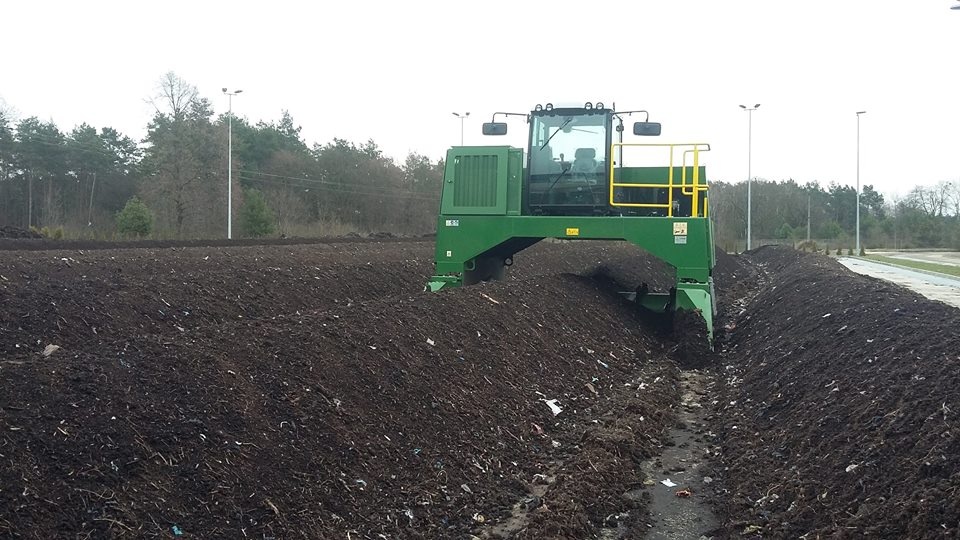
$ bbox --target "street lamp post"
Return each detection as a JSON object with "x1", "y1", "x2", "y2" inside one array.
[
  {"x1": 739, "y1": 104, "x2": 761, "y2": 251},
  {"x1": 222, "y1": 88, "x2": 243, "y2": 240},
  {"x1": 452, "y1": 111, "x2": 470, "y2": 145},
  {"x1": 856, "y1": 110, "x2": 866, "y2": 254}
]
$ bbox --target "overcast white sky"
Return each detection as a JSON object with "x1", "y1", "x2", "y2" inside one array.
[{"x1": 2, "y1": 0, "x2": 958, "y2": 199}]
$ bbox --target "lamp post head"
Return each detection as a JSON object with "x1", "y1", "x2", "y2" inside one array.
[
  {"x1": 236, "y1": 89, "x2": 243, "y2": 94},
  {"x1": 222, "y1": 87, "x2": 227, "y2": 93},
  {"x1": 856, "y1": 110, "x2": 867, "y2": 115},
  {"x1": 452, "y1": 112, "x2": 460, "y2": 117},
  {"x1": 754, "y1": 103, "x2": 761, "y2": 108},
  {"x1": 739, "y1": 104, "x2": 746, "y2": 109}
]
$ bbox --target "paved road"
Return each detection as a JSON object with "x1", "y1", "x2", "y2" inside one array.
[{"x1": 838, "y1": 257, "x2": 960, "y2": 309}]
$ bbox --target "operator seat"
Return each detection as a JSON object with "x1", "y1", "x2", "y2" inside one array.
[
  {"x1": 530, "y1": 145, "x2": 561, "y2": 175},
  {"x1": 572, "y1": 147, "x2": 597, "y2": 172},
  {"x1": 572, "y1": 147, "x2": 599, "y2": 183}
]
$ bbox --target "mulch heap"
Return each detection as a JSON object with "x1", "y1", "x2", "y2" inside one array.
[
  {"x1": 0, "y1": 226, "x2": 43, "y2": 240},
  {"x1": 715, "y1": 245, "x2": 960, "y2": 538},
  {"x1": 0, "y1": 240, "x2": 687, "y2": 539},
  {"x1": 0, "y1": 242, "x2": 434, "y2": 355}
]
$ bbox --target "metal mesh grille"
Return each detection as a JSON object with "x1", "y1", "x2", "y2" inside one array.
[{"x1": 453, "y1": 155, "x2": 498, "y2": 207}]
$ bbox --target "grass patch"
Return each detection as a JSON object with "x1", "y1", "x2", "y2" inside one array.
[{"x1": 865, "y1": 255, "x2": 960, "y2": 277}]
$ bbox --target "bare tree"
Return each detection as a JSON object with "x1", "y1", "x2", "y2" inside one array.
[
  {"x1": 141, "y1": 73, "x2": 220, "y2": 237},
  {"x1": 946, "y1": 180, "x2": 960, "y2": 218},
  {"x1": 148, "y1": 72, "x2": 198, "y2": 122},
  {"x1": 907, "y1": 181, "x2": 952, "y2": 217}
]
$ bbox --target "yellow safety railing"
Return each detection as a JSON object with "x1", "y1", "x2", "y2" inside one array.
[{"x1": 608, "y1": 143, "x2": 711, "y2": 217}]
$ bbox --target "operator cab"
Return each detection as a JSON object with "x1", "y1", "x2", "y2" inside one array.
[
  {"x1": 527, "y1": 106, "x2": 610, "y2": 215},
  {"x1": 483, "y1": 102, "x2": 663, "y2": 217}
]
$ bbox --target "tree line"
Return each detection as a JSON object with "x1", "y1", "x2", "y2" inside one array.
[
  {"x1": 0, "y1": 72, "x2": 443, "y2": 239},
  {"x1": 2, "y1": 76, "x2": 957, "y2": 248},
  {"x1": 709, "y1": 178, "x2": 960, "y2": 251}
]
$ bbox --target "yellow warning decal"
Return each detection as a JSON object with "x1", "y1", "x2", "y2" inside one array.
[
  {"x1": 566, "y1": 228, "x2": 580, "y2": 236},
  {"x1": 673, "y1": 222, "x2": 688, "y2": 236}
]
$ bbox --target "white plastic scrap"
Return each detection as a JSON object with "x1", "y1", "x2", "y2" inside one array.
[
  {"x1": 479, "y1": 292, "x2": 500, "y2": 305},
  {"x1": 426, "y1": 338, "x2": 435, "y2": 346},
  {"x1": 660, "y1": 479, "x2": 678, "y2": 487},
  {"x1": 845, "y1": 464, "x2": 859, "y2": 473},
  {"x1": 543, "y1": 399, "x2": 563, "y2": 416}
]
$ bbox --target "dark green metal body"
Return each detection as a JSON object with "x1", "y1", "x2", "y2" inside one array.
[{"x1": 427, "y1": 110, "x2": 716, "y2": 340}]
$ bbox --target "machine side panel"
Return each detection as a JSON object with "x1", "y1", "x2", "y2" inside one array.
[
  {"x1": 433, "y1": 215, "x2": 713, "y2": 282},
  {"x1": 440, "y1": 146, "x2": 513, "y2": 216}
]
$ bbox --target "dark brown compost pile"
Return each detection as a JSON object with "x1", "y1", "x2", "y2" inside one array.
[
  {"x1": 0, "y1": 239, "x2": 686, "y2": 539},
  {"x1": 715, "y1": 246, "x2": 960, "y2": 539}
]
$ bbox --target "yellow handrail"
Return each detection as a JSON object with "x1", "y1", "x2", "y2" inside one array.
[{"x1": 609, "y1": 143, "x2": 711, "y2": 217}]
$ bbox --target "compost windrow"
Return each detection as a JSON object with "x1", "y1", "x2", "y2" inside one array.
[
  {"x1": 715, "y1": 246, "x2": 960, "y2": 538},
  {"x1": 0, "y1": 240, "x2": 688, "y2": 539}
]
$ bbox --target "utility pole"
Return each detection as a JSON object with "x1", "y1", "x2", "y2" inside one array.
[
  {"x1": 739, "y1": 104, "x2": 761, "y2": 250},
  {"x1": 893, "y1": 203, "x2": 898, "y2": 250},
  {"x1": 27, "y1": 172, "x2": 32, "y2": 228},
  {"x1": 806, "y1": 193, "x2": 811, "y2": 242},
  {"x1": 856, "y1": 111, "x2": 866, "y2": 253},
  {"x1": 222, "y1": 88, "x2": 243, "y2": 240},
  {"x1": 88, "y1": 172, "x2": 96, "y2": 227}
]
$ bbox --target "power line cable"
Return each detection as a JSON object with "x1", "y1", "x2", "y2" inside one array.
[
  {"x1": 238, "y1": 174, "x2": 437, "y2": 201},
  {"x1": 239, "y1": 169, "x2": 439, "y2": 197}
]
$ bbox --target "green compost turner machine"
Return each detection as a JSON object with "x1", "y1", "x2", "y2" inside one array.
[{"x1": 426, "y1": 102, "x2": 716, "y2": 341}]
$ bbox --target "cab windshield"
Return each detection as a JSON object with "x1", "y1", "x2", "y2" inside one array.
[{"x1": 529, "y1": 113, "x2": 607, "y2": 177}]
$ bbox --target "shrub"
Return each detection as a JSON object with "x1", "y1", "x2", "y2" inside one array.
[
  {"x1": 239, "y1": 188, "x2": 275, "y2": 238},
  {"x1": 836, "y1": 247, "x2": 842, "y2": 255},
  {"x1": 116, "y1": 196, "x2": 153, "y2": 237},
  {"x1": 775, "y1": 223, "x2": 794, "y2": 240},
  {"x1": 796, "y1": 240, "x2": 818, "y2": 253}
]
